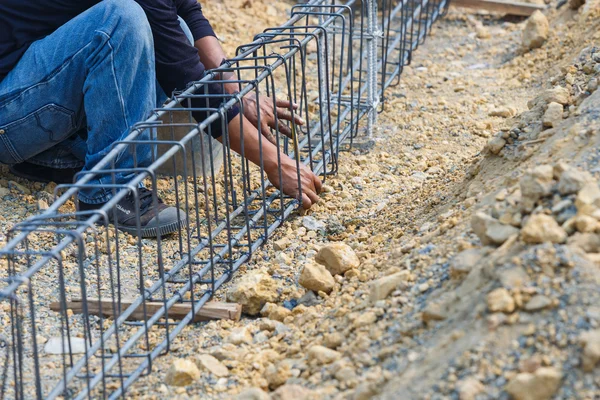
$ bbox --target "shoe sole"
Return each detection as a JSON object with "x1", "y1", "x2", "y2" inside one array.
[
  {"x1": 77, "y1": 216, "x2": 188, "y2": 238},
  {"x1": 116, "y1": 217, "x2": 188, "y2": 238},
  {"x1": 9, "y1": 165, "x2": 53, "y2": 184}
]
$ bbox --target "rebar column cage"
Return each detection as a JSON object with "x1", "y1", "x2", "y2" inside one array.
[{"x1": 0, "y1": 0, "x2": 448, "y2": 398}]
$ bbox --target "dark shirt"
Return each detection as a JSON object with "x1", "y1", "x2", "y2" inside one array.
[{"x1": 0, "y1": 0, "x2": 216, "y2": 95}]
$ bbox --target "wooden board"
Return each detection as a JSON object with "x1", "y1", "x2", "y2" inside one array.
[
  {"x1": 451, "y1": 0, "x2": 546, "y2": 16},
  {"x1": 50, "y1": 298, "x2": 242, "y2": 323}
]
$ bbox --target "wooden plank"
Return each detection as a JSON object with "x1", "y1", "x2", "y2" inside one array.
[
  {"x1": 451, "y1": 0, "x2": 546, "y2": 16},
  {"x1": 50, "y1": 298, "x2": 241, "y2": 323}
]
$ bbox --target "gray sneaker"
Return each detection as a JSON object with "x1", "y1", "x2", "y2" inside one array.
[{"x1": 79, "y1": 187, "x2": 187, "y2": 238}]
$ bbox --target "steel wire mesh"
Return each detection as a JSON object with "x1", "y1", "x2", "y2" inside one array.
[{"x1": 0, "y1": 0, "x2": 448, "y2": 398}]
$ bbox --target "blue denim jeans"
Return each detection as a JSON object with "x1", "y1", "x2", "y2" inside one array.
[{"x1": 0, "y1": 0, "x2": 157, "y2": 204}]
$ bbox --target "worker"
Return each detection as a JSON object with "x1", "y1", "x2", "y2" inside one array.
[{"x1": 0, "y1": 0, "x2": 322, "y2": 237}]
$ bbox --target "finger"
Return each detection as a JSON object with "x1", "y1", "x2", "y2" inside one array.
[
  {"x1": 276, "y1": 108, "x2": 305, "y2": 127},
  {"x1": 275, "y1": 99, "x2": 299, "y2": 110},
  {"x1": 305, "y1": 187, "x2": 320, "y2": 205},
  {"x1": 261, "y1": 122, "x2": 277, "y2": 146},
  {"x1": 276, "y1": 108, "x2": 294, "y2": 122},
  {"x1": 300, "y1": 192, "x2": 313, "y2": 210},
  {"x1": 312, "y1": 173, "x2": 323, "y2": 194},
  {"x1": 277, "y1": 121, "x2": 293, "y2": 138}
]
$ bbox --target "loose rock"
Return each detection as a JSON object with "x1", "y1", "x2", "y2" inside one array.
[
  {"x1": 557, "y1": 168, "x2": 594, "y2": 195},
  {"x1": 522, "y1": 11, "x2": 549, "y2": 50},
  {"x1": 324, "y1": 332, "x2": 344, "y2": 349},
  {"x1": 486, "y1": 136, "x2": 506, "y2": 155},
  {"x1": 164, "y1": 359, "x2": 201, "y2": 387},
  {"x1": 575, "y1": 182, "x2": 600, "y2": 216},
  {"x1": 299, "y1": 262, "x2": 336, "y2": 294},
  {"x1": 44, "y1": 337, "x2": 87, "y2": 355},
  {"x1": 505, "y1": 367, "x2": 562, "y2": 400},
  {"x1": 580, "y1": 329, "x2": 600, "y2": 372},
  {"x1": 234, "y1": 387, "x2": 271, "y2": 400},
  {"x1": 521, "y1": 214, "x2": 567, "y2": 244},
  {"x1": 194, "y1": 354, "x2": 229, "y2": 377},
  {"x1": 315, "y1": 242, "x2": 360, "y2": 275},
  {"x1": 487, "y1": 288, "x2": 515, "y2": 313},
  {"x1": 456, "y1": 377, "x2": 485, "y2": 400},
  {"x1": 369, "y1": 271, "x2": 410, "y2": 302},
  {"x1": 226, "y1": 271, "x2": 279, "y2": 315},
  {"x1": 265, "y1": 362, "x2": 292, "y2": 389},
  {"x1": 307, "y1": 345, "x2": 341, "y2": 365},
  {"x1": 271, "y1": 384, "x2": 314, "y2": 400},
  {"x1": 261, "y1": 302, "x2": 292, "y2": 322},
  {"x1": 450, "y1": 248, "x2": 485, "y2": 278},
  {"x1": 489, "y1": 106, "x2": 516, "y2": 118},
  {"x1": 542, "y1": 102, "x2": 563, "y2": 128},
  {"x1": 226, "y1": 327, "x2": 253, "y2": 345},
  {"x1": 520, "y1": 165, "x2": 554, "y2": 211},
  {"x1": 524, "y1": 295, "x2": 552, "y2": 311},
  {"x1": 471, "y1": 212, "x2": 519, "y2": 246}
]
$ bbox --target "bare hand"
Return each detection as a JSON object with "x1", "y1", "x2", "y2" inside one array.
[
  {"x1": 266, "y1": 157, "x2": 322, "y2": 209},
  {"x1": 242, "y1": 93, "x2": 304, "y2": 145}
]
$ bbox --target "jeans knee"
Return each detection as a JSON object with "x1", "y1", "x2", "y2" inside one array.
[{"x1": 100, "y1": 0, "x2": 153, "y2": 46}]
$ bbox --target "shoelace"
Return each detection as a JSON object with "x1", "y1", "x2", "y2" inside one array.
[{"x1": 126, "y1": 188, "x2": 160, "y2": 216}]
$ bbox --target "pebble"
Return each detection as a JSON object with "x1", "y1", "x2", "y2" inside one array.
[
  {"x1": 487, "y1": 288, "x2": 515, "y2": 313},
  {"x1": 226, "y1": 270, "x2": 279, "y2": 315},
  {"x1": 195, "y1": 354, "x2": 229, "y2": 377},
  {"x1": 579, "y1": 329, "x2": 600, "y2": 371},
  {"x1": 261, "y1": 302, "x2": 292, "y2": 322},
  {"x1": 522, "y1": 11, "x2": 549, "y2": 50},
  {"x1": 271, "y1": 384, "x2": 314, "y2": 400},
  {"x1": 307, "y1": 345, "x2": 341, "y2": 365},
  {"x1": 324, "y1": 332, "x2": 344, "y2": 349},
  {"x1": 369, "y1": 271, "x2": 411, "y2": 302},
  {"x1": 164, "y1": 359, "x2": 200, "y2": 387},
  {"x1": 524, "y1": 295, "x2": 552, "y2": 312},
  {"x1": 299, "y1": 262, "x2": 335, "y2": 294},
  {"x1": 8, "y1": 180, "x2": 31, "y2": 195},
  {"x1": 265, "y1": 362, "x2": 292, "y2": 389},
  {"x1": 353, "y1": 311, "x2": 377, "y2": 328},
  {"x1": 37, "y1": 199, "x2": 49, "y2": 210},
  {"x1": 575, "y1": 182, "x2": 600, "y2": 216},
  {"x1": 296, "y1": 290, "x2": 320, "y2": 307},
  {"x1": 234, "y1": 387, "x2": 271, "y2": 400},
  {"x1": 422, "y1": 301, "x2": 449, "y2": 322},
  {"x1": 489, "y1": 106, "x2": 517, "y2": 118},
  {"x1": 274, "y1": 238, "x2": 291, "y2": 251},
  {"x1": 542, "y1": 102, "x2": 563, "y2": 128},
  {"x1": 456, "y1": 377, "x2": 485, "y2": 400},
  {"x1": 302, "y1": 215, "x2": 326, "y2": 233},
  {"x1": 521, "y1": 214, "x2": 567, "y2": 244},
  {"x1": 557, "y1": 168, "x2": 594, "y2": 195},
  {"x1": 44, "y1": 337, "x2": 87, "y2": 355},
  {"x1": 315, "y1": 242, "x2": 360, "y2": 275},
  {"x1": 450, "y1": 248, "x2": 485, "y2": 278},
  {"x1": 574, "y1": 215, "x2": 598, "y2": 233},
  {"x1": 505, "y1": 367, "x2": 562, "y2": 400},
  {"x1": 486, "y1": 136, "x2": 506, "y2": 155},
  {"x1": 471, "y1": 212, "x2": 519, "y2": 246},
  {"x1": 226, "y1": 327, "x2": 253, "y2": 345},
  {"x1": 519, "y1": 165, "x2": 554, "y2": 211},
  {"x1": 528, "y1": 87, "x2": 570, "y2": 109}
]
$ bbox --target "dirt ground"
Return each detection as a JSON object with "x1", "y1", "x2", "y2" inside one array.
[{"x1": 1, "y1": 0, "x2": 600, "y2": 399}]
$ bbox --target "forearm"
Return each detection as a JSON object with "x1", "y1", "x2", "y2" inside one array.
[
  {"x1": 217, "y1": 114, "x2": 281, "y2": 172},
  {"x1": 194, "y1": 36, "x2": 239, "y2": 94}
]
